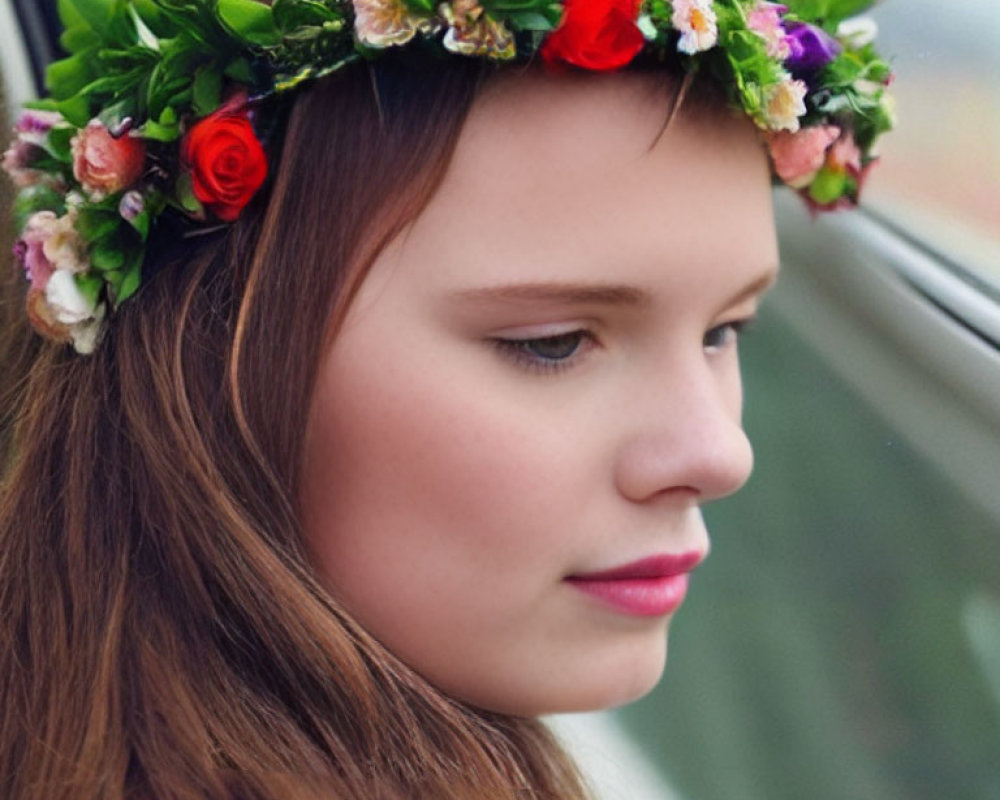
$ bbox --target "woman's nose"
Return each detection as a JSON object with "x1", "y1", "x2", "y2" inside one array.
[{"x1": 613, "y1": 365, "x2": 754, "y2": 505}]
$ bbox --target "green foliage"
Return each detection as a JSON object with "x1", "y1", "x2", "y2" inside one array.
[
  {"x1": 784, "y1": 0, "x2": 881, "y2": 29},
  {"x1": 713, "y1": 3, "x2": 786, "y2": 126},
  {"x1": 11, "y1": 185, "x2": 67, "y2": 231},
  {"x1": 217, "y1": 0, "x2": 281, "y2": 46},
  {"x1": 486, "y1": 0, "x2": 563, "y2": 32}
]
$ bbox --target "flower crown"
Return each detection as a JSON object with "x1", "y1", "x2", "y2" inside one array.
[{"x1": 3, "y1": 0, "x2": 894, "y2": 354}]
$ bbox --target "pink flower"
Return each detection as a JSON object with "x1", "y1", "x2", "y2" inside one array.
[
  {"x1": 827, "y1": 132, "x2": 862, "y2": 175},
  {"x1": 672, "y1": 0, "x2": 718, "y2": 55},
  {"x1": 14, "y1": 210, "x2": 87, "y2": 291},
  {"x1": 15, "y1": 110, "x2": 63, "y2": 136},
  {"x1": 804, "y1": 132, "x2": 876, "y2": 211},
  {"x1": 747, "y1": 2, "x2": 790, "y2": 59},
  {"x1": 767, "y1": 125, "x2": 840, "y2": 188},
  {"x1": 71, "y1": 120, "x2": 146, "y2": 199}
]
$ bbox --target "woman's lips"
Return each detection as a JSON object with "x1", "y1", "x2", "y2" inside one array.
[{"x1": 564, "y1": 551, "x2": 705, "y2": 617}]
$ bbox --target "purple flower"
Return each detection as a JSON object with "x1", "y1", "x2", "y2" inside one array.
[
  {"x1": 118, "y1": 189, "x2": 145, "y2": 221},
  {"x1": 3, "y1": 111, "x2": 65, "y2": 188},
  {"x1": 785, "y1": 22, "x2": 841, "y2": 75},
  {"x1": 15, "y1": 110, "x2": 63, "y2": 135}
]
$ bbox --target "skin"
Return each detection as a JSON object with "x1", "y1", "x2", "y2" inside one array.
[{"x1": 301, "y1": 70, "x2": 779, "y2": 716}]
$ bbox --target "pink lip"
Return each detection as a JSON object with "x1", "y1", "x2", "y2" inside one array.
[{"x1": 565, "y1": 551, "x2": 705, "y2": 617}]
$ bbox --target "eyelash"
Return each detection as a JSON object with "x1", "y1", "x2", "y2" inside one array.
[
  {"x1": 493, "y1": 316, "x2": 757, "y2": 375},
  {"x1": 703, "y1": 317, "x2": 757, "y2": 352},
  {"x1": 491, "y1": 330, "x2": 595, "y2": 375}
]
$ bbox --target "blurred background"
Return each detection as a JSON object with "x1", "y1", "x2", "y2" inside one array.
[{"x1": 2, "y1": 1, "x2": 998, "y2": 798}]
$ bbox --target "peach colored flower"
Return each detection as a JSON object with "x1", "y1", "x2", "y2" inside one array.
[
  {"x1": 71, "y1": 120, "x2": 146, "y2": 199},
  {"x1": 767, "y1": 125, "x2": 840, "y2": 188},
  {"x1": 26, "y1": 288, "x2": 72, "y2": 345},
  {"x1": 672, "y1": 0, "x2": 718, "y2": 55},
  {"x1": 441, "y1": 1, "x2": 515, "y2": 59},
  {"x1": 764, "y1": 76, "x2": 808, "y2": 132},
  {"x1": 353, "y1": 0, "x2": 437, "y2": 47}
]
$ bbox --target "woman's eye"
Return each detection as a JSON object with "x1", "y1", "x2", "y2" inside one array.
[
  {"x1": 492, "y1": 331, "x2": 591, "y2": 373},
  {"x1": 703, "y1": 318, "x2": 755, "y2": 352}
]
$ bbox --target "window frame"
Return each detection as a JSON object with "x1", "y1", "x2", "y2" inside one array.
[{"x1": 772, "y1": 190, "x2": 1000, "y2": 523}]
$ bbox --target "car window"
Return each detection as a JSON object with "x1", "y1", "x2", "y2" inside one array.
[{"x1": 865, "y1": 0, "x2": 1000, "y2": 287}]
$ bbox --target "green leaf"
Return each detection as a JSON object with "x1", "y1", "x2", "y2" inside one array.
[
  {"x1": 128, "y1": 3, "x2": 161, "y2": 50},
  {"x1": 45, "y1": 126, "x2": 77, "y2": 162},
  {"x1": 400, "y1": 0, "x2": 435, "y2": 13},
  {"x1": 192, "y1": 67, "x2": 223, "y2": 117},
  {"x1": 115, "y1": 259, "x2": 143, "y2": 304},
  {"x1": 487, "y1": 0, "x2": 562, "y2": 29},
  {"x1": 90, "y1": 237, "x2": 126, "y2": 272},
  {"x1": 57, "y1": 0, "x2": 87, "y2": 30},
  {"x1": 76, "y1": 207, "x2": 122, "y2": 241},
  {"x1": 175, "y1": 172, "x2": 204, "y2": 215},
  {"x1": 55, "y1": 96, "x2": 93, "y2": 127},
  {"x1": 507, "y1": 11, "x2": 558, "y2": 32},
  {"x1": 784, "y1": 0, "x2": 880, "y2": 26},
  {"x1": 272, "y1": 0, "x2": 341, "y2": 31},
  {"x1": 75, "y1": 272, "x2": 104, "y2": 307},
  {"x1": 97, "y1": 98, "x2": 139, "y2": 131},
  {"x1": 217, "y1": 0, "x2": 281, "y2": 46},
  {"x1": 46, "y1": 53, "x2": 95, "y2": 99},
  {"x1": 808, "y1": 167, "x2": 849, "y2": 204},
  {"x1": 12, "y1": 185, "x2": 67, "y2": 231},
  {"x1": 131, "y1": 0, "x2": 173, "y2": 36},
  {"x1": 225, "y1": 57, "x2": 253, "y2": 83},
  {"x1": 125, "y1": 206, "x2": 153, "y2": 239},
  {"x1": 60, "y1": 24, "x2": 101, "y2": 54},
  {"x1": 139, "y1": 117, "x2": 180, "y2": 142},
  {"x1": 825, "y1": 0, "x2": 881, "y2": 23},
  {"x1": 59, "y1": 0, "x2": 114, "y2": 33}
]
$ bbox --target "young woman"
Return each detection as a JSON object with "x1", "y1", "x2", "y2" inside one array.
[{"x1": 0, "y1": 1, "x2": 893, "y2": 798}]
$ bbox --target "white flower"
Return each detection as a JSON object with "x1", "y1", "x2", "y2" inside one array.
[
  {"x1": 672, "y1": 0, "x2": 718, "y2": 55},
  {"x1": 352, "y1": 0, "x2": 438, "y2": 47},
  {"x1": 68, "y1": 303, "x2": 107, "y2": 355},
  {"x1": 45, "y1": 269, "x2": 98, "y2": 326},
  {"x1": 764, "y1": 76, "x2": 808, "y2": 133},
  {"x1": 837, "y1": 16, "x2": 878, "y2": 49}
]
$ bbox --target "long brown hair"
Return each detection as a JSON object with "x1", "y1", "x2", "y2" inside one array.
[{"x1": 0, "y1": 61, "x2": 594, "y2": 799}]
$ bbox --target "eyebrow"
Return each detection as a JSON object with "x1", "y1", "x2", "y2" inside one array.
[
  {"x1": 450, "y1": 269, "x2": 779, "y2": 309},
  {"x1": 450, "y1": 282, "x2": 650, "y2": 306},
  {"x1": 723, "y1": 269, "x2": 779, "y2": 309}
]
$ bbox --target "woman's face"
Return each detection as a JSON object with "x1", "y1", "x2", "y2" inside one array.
[{"x1": 301, "y1": 71, "x2": 778, "y2": 715}]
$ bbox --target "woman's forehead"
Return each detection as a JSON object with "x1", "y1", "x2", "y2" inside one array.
[{"x1": 382, "y1": 70, "x2": 777, "y2": 298}]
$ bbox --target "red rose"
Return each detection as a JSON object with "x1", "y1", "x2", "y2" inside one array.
[
  {"x1": 540, "y1": 0, "x2": 644, "y2": 71},
  {"x1": 182, "y1": 109, "x2": 268, "y2": 222}
]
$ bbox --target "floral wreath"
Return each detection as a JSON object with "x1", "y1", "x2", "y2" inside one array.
[{"x1": 3, "y1": 0, "x2": 894, "y2": 354}]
